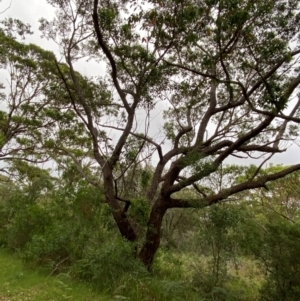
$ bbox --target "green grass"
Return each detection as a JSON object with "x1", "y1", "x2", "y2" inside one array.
[
  {"x1": 0, "y1": 247, "x2": 201, "y2": 301},
  {"x1": 0, "y1": 248, "x2": 112, "y2": 301},
  {"x1": 0, "y1": 246, "x2": 265, "y2": 301}
]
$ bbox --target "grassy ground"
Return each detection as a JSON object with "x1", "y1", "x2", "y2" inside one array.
[
  {"x1": 0, "y1": 246, "x2": 263, "y2": 301},
  {"x1": 0, "y1": 248, "x2": 112, "y2": 301}
]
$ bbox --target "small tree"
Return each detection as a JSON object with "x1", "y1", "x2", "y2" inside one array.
[
  {"x1": 239, "y1": 172, "x2": 300, "y2": 301},
  {"x1": 1, "y1": 0, "x2": 300, "y2": 268}
]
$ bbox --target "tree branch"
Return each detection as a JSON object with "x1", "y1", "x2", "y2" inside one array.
[
  {"x1": 169, "y1": 164, "x2": 300, "y2": 208},
  {"x1": 92, "y1": 0, "x2": 130, "y2": 112}
]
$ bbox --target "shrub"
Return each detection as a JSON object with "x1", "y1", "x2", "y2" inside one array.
[
  {"x1": 257, "y1": 222, "x2": 300, "y2": 301},
  {"x1": 3, "y1": 203, "x2": 52, "y2": 250},
  {"x1": 74, "y1": 238, "x2": 147, "y2": 290}
]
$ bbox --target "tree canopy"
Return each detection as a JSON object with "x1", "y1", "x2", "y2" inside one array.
[{"x1": 1, "y1": 0, "x2": 300, "y2": 268}]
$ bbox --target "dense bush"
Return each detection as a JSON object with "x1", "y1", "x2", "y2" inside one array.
[
  {"x1": 0, "y1": 190, "x2": 52, "y2": 249},
  {"x1": 1, "y1": 172, "x2": 300, "y2": 300},
  {"x1": 248, "y1": 220, "x2": 300, "y2": 301},
  {"x1": 74, "y1": 238, "x2": 147, "y2": 289}
]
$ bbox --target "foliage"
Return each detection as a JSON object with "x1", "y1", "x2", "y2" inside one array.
[
  {"x1": 191, "y1": 204, "x2": 249, "y2": 300},
  {"x1": 1, "y1": 164, "x2": 300, "y2": 300},
  {"x1": 242, "y1": 215, "x2": 300, "y2": 301},
  {"x1": 1, "y1": 0, "x2": 300, "y2": 270},
  {"x1": 258, "y1": 222, "x2": 300, "y2": 301},
  {"x1": 0, "y1": 248, "x2": 112, "y2": 301},
  {"x1": 73, "y1": 238, "x2": 147, "y2": 291}
]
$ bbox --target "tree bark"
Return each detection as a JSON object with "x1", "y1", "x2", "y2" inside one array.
[
  {"x1": 103, "y1": 165, "x2": 137, "y2": 242},
  {"x1": 139, "y1": 198, "x2": 167, "y2": 269}
]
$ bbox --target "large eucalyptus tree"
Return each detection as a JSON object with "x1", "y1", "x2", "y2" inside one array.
[{"x1": 1, "y1": 0, "x2": 300, "y2": 268}]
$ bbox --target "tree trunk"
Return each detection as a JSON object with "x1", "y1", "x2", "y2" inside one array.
[
  {"x1": 113, "y1": 210, "x2": 137, "y2": 241},
  {"x1": 103, "y1": 166, "x2": 137, "y2": 242},
  {"x1": 139, "y1": 198, "x2": 167, "y2": 269}
]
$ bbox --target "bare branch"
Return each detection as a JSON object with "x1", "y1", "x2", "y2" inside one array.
[
  {"x1": 55, "y1": 147, "x2": 100, "y2": 187},
  {"x1": 196, "y1": 65, "x2": 218, "y2": 143},
  {"x1": 169, "y1": 164, "x2": 300, "y2": 208},
  {"x1": 92, "y1": 0, "x2": 130, "y2": 112},
  {"x1": 0, "y1": 0, "x2": 12, "y2": 14},
  {"x1": 100, "y1": 124, "x2": 163, "y2": 161}
]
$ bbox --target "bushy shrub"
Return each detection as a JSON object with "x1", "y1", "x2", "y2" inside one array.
[
  {"x1": 0, "y1": 195, "x2": 52, "y2": 250},
  {"x1": 192, "y1": 204, "x2": 244, "y2": 291},
  {"x1": 257, "y1": 221, "x2": 300, "y2": 301},
  {"x1": 73, "y1": 238, "x2": 147, "y2": 290},
  {"x1": 23, "y1": 222, "x2": 75, "y2": 267}
]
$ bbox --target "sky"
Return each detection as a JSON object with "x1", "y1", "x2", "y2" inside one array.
[
  {"x1": 1, "y1": 0, "x2": 299, "y2": 167},
  {"x1": 1, "y1": 0, "x2": 56, "y2": 49}
]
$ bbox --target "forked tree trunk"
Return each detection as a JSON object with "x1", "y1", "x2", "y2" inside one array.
[
  {"x1": 138, "y1": 198, "x2": 167, "y2": 269},
  {"x1": 104, "y1": 162, "x2": 167, "y2": 268}
]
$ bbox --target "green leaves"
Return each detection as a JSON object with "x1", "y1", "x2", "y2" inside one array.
[
  {"x1": 0, "y1": 0, "x2": 300, "y2": 272},
  {"x1": 98, "y1": 7, "x2": 119, "y2": 31},
  {"x1": 0, "y1": 18, "x2": 33, "y2": 39}
]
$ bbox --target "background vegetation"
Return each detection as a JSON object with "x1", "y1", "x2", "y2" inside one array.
[{"x1": 1, "y1": 164, "x2": 300, "y2": 300}]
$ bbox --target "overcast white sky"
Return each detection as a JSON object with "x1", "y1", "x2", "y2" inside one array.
[
  {"x1": 1, "y1": 0, "x2": 299, "y2": 167},
  {"x1": 1, "y1": 0, "x2": 55, "y2": 49}
]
